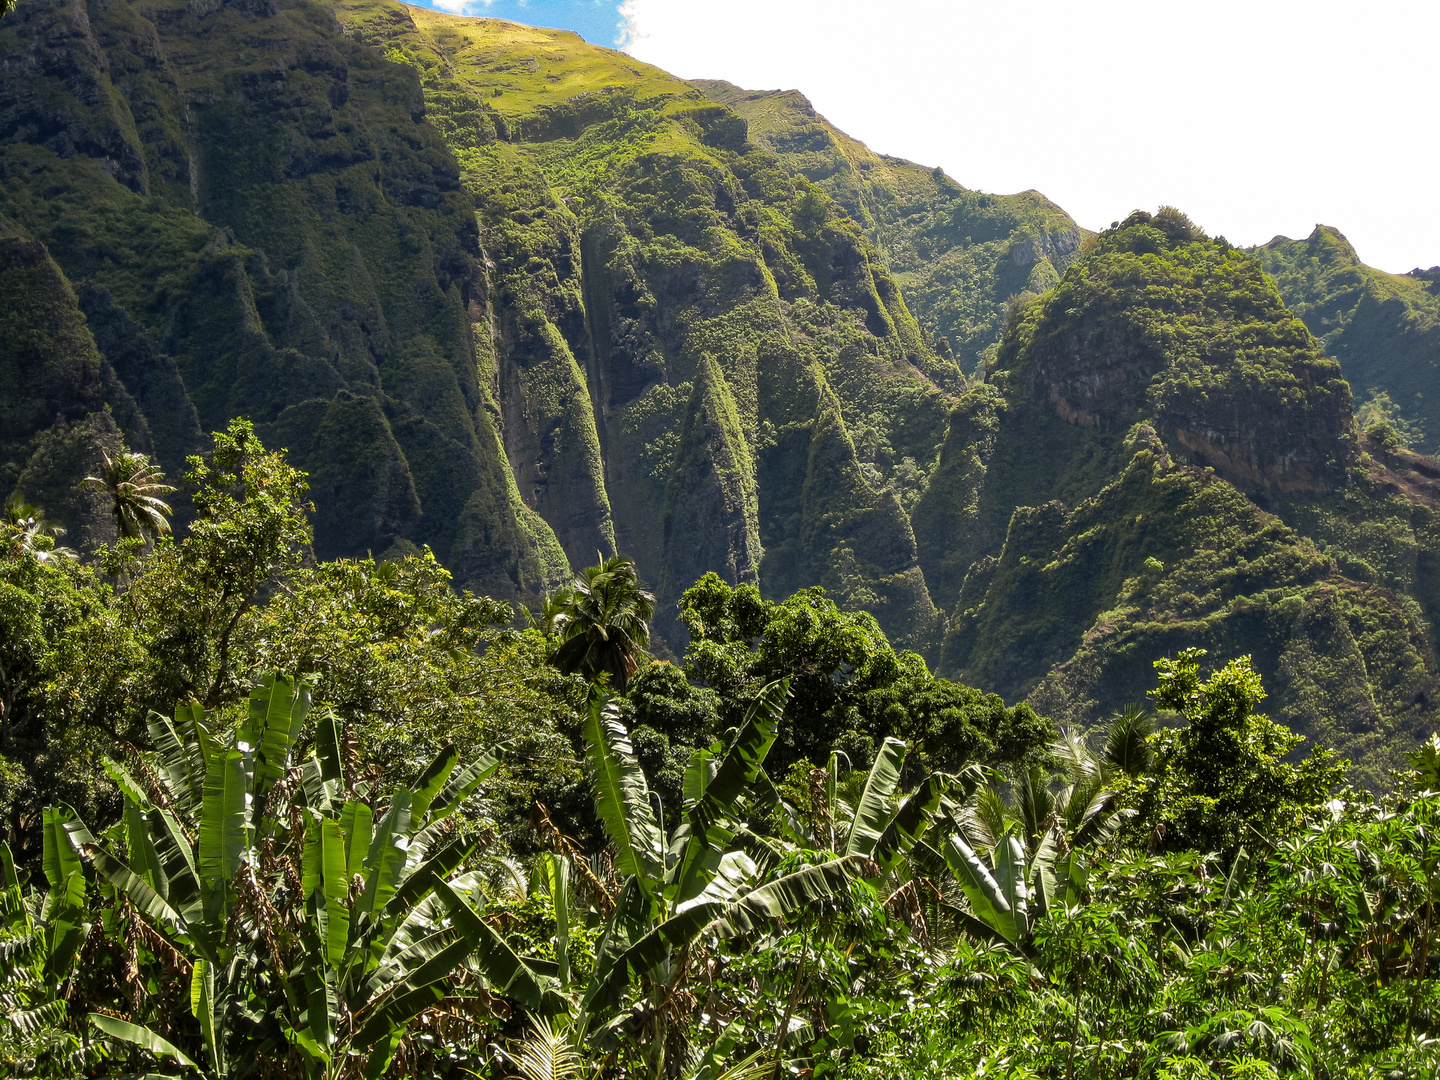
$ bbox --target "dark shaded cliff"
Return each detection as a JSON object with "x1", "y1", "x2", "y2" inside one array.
[{"x1": 0, "y1": 0, "x2": 566, "y2": 598}]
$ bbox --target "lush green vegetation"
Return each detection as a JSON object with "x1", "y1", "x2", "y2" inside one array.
[
  {"x1": 1257, "y1": 227, "x2": 1440, "y2": 456},
  {"x1": 921, "y1": 210, "x2": 1440, "y2": 782},
  {"x1": 695, "y1": 82, "x2": 1084, "y2": 377},
  {"x1": 8, "y1": 23, "x2": 1440, "y2": 1077},
  {"x1": 2, "y1": 427, "x2": 1439, "y2": 1080}
]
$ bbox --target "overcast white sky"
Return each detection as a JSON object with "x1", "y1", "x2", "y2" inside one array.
[
  {"x1": 623, "y1": 0, "x2": 1440, "y2": 273},
  {"x1": 419, "y1": 0, "x2": 1438, "y2": 272}
]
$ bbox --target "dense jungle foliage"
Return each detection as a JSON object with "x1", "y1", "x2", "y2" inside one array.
[
  {"x1": 2, "y1": 427, "x2": 1439, "y2": 1080},
  {"x1": 3, "y1": 0, "x2": 1439, "y2": 786}
]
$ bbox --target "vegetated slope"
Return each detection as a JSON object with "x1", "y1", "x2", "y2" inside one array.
[
  {"x1": 0, "y1": 235, "x2": 149, "y2": 546},
  {"x1": 924, "y1": 209, "x2": 1440, "y2": 785},
  {"x1": 0, "y1": 0, "x2": 958, "y2": 648},
  {"x1": 694, "y1": 80, "x2": 1084, "y2": 376},
  {"x1": 0, "y1": 0, "x2": 567, "y2": 598},
  {"x1": 318, "y1": 0, "x2": 968, "y2": 649},
  {"x1": 1257, "y1": 226, "x2": 1440, "y2": 454}
]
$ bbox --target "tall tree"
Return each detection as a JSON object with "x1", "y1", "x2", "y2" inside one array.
[
  {"x1": 83, "y1": 449, "x2": 174, "y2": 544},
  {"x1": 549, "y1": 555, "x2": 655, "y2": 691}
]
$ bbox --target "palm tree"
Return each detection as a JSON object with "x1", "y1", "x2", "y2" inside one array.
[
  {"x1": 2, "y1": 494, "x2": 76, "y2": 564},
  {"x1": 83, "y1": 448, "x2": 175, "y2": 542},
  {"x1": 525, "y1": 587, "x2": 574, "y2": 638},
  {"x1": 958, "y1": 706, "x2": 1156, "y2": 859},
  {"x1": 548, "y1": 554, "x2": 655, "y2": 691}
]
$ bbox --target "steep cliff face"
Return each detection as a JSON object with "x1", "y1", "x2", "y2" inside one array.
[
  {"x1": 0, "y1": 0, "x2": 567, "y2": 598},
  {"x1": 0, "y1": 236, "x2": 130, "y2": 547},
  {"x1": 0, "y1": 0, "x2": 956, "y2": 646},
  {"x1": 5, "y1": 0, "x2": 1438, "y2": 781},
  {"x1": 1258, "y1": 226, "x2": 1440, "y2": 455},
  {"x1": 693, "y1": 80, "x2": 1084, "y2": 377},
  {"x1": 332, "y1": 2, "x2": 953, "y2": 647},
  {"x1": 920, "y1": 211, "x2": 1439, "y2": 783}
]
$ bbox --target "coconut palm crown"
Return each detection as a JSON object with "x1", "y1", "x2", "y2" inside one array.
[
  {"x1": 548, "y1": 553, "x2": 656, "y2": 691},
  {"x1": 83, "y1": 448, "x2": 175, "y2": 542},
  {"x1": 2, "y1": 493, "x2": 76, "y2": 563}
]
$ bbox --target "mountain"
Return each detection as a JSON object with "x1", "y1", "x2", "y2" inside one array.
[
  {"x1": 926, "y1": 209, "x2": 1440, "y2": 784},
  {"x1": 0, "y1": 0, "x2": 567, "y2": 599},
  {"x1": 1257, "y1": 226, "x2": 1440, "y2": 454},
  {"x1": 3, "y1": 0, "x2": 1439, "y2": 778},
  {"x1": 694, "y1": 80, "x2": 1084, "y2": 377}
]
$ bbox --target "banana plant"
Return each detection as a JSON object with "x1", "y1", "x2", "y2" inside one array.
[
  {"x1": 48, "y1": 672, "x2": 520, "y2": 1079},
  {"x1": 0, "y1": 835, "x2": 91, "y2": 1075},
  {"x1": 914, "y1": 808, "x2": 1087, "y2": 950},
  {"x1": 473, "y1": 679, "x2": 873, "y2": 1076}
]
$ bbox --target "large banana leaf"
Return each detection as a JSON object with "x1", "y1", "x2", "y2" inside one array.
[
  {"x1": 580, "y1": 688, "x2": 664, "y2": 888},
  {"x1": 682, "y1": 746, "x2": 719, "y2": 809},
  {"x1": 149, "y1": 806, "x2": 200, "y2": 905},
  {"x1": 687, "y1": 679, "x2": 788, "y2": 839},
  {"x1": 88, "y1": 840, "x2": 186, "y2": 931},
  {"x1": 433, "y1": 880, "x2": 557, "y2": 1011},
  {"x1": 339, "y1": 800, "x2": 375, "y2": 878},
  {"x1": 357, "y1": 791, "x2": 413, "y2": 920},
  {"x1": 251, "y1": 673, "x2": 310, "y2": 811},
  {"x1": 844, "y1": 737, "x2": 907, "y2": 859},
  {"x1": 385, "y1": 835, "x2": 471, "y2": 919},
  {"x1": 426, "y1": 742, "x2": 508, "y2": 822},
  {"x1": 579, "y1": 877, "x2": 651, "y2": 1020},
  {"x1": 361, "y1": 897, "x2": 458, "y2": 1001},
  {"x1": 147, "y1": 708, "x2": 202, "y2": 811},
  {"x1": 39, "y1": 809, "x2": 88, "y2": 979},
  {"x1": 199, "y1": 745, "x2": 253, "y2": 889},
  {"x1": 990, "y1": 834, "x2": 1030, "y2": 940},
  {"x1": 102, "y1": 757, "x2": 152, "y2": 809},
  {"x1": 191, "y1": 957, "x2": 221, "y2": 1077},
  {"x1": 870, "y1": 768, "x2": 975, "y2": 874},
  {"x1": 89, "y1": 1013, "x2": 198, "y2": 1069},
  {"x1": 533, "y1": 853, "x2": 571, "y2": 986},
  {"x1": 302, "y1": 815, "x2": 351, "y2": 968},
  {"x1": 409, "y1": 745, "x2": 459, "y2": 823},
  {"x1": 123, "y1": 799, "x2": 168, "y2": 901},
  {"x1": 586, "y1": 857, "x2": 863, "y2": 1017},
  {"x1": 1222, "y1": 846, "x2": 1253, "y2": 908},
  {"x1": 41, "y1": 806, "x2": 82, "y2": 892},
  {"x1": 940, "y1": 833, "x2": 1023, "y2": 945},
  {"x1": 350, "y1": 983, "x2": 445, "y2": 1071}
]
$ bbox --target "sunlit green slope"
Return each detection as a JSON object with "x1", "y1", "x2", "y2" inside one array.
[
  {"x1": 1258, "y1": 226, "x2": 1440, "y2": 454},
  {"x1": 694, "y1": 80, "x2": 1084, "y2": 376}
]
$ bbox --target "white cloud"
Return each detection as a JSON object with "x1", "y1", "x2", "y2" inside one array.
[
  {"x1": 429, "y1": 0, "x2": 469, "y2": 12},
  {"x1": 617, "y1": 0, "x2": 644, "y2": 51},
  {"x1": 620, "y1": 0, "x2": 1440, "y2": 272}
]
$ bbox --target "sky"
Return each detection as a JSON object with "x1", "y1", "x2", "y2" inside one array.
[{"x1": 410, "y1": 0, "x2": 1439, "y2": 273}]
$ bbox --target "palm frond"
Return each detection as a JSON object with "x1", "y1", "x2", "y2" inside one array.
[{"x1": 511, "y1": 1013, "x2": 583, "y2": 1080}]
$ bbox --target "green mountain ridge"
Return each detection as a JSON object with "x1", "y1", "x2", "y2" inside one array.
[
  {"x1": 694, "y1": 79, "x2": 1085, "y2": 377},
  {"x1": 2, "y1": 0, "x2": 1439, "y2": 780},
  {"x1": 1257, "y1": 224, "x2": 1440, "y2": 454}
]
